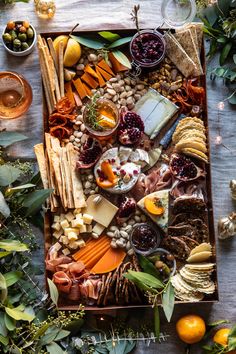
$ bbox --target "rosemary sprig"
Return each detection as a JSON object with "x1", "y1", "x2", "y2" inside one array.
[
  {"x1": 86, "y1": 93, "x2": 102, "y2": 131},
  {"x1": 131, "y1": 4, "x2": 141, "y2": 37}
]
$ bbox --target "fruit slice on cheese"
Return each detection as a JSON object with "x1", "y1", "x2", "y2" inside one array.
[
  {"x1": 83, "y1": 194, "x2": 118, "y2": 227},
  {"x1": 137, "y1": 190, "x2": 169, "y2": 232}
]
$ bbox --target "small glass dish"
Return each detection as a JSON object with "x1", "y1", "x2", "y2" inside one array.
[
  {"x1": 130, "y1": 29, "x2": 166, "y2": 69},
  {"x1": 0, "y1": 71, "x2": 33, "y2": 119},
  {"x1": 130, "y1": 223, "x2": 161, "y2": 256},
  {"x1": 161, "y1": 0, "x2": 197, "y2": 28},
  {"x1": 83, "y1": 97, "x2": 120, "y2": 139},
  {"x1": 146, "y1": 248, "x2": 176, "y2": 281}
]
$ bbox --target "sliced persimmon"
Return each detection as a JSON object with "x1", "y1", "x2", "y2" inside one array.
[
  {"x1": 144, "y1": 197, "x2": 165, "y2": 216},
  {"x1": 96, "y1": 177, "x2": 118, "y2": 189},
  {"x1": 101, "y1": 160, "x2": 116, "y2": 182}
]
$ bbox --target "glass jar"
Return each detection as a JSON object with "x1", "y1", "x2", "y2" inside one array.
[
  {"x1": 130, "y1": 29, "x2": 166, "y2": 69},
  {"x1": 83, "y1": 97, "x2": 120, "y2": 139},
  {"x1": 34, "y1": 0, "x2": 56, "y2": 19},
  {"x1": 130, "y1": 223, "x2": 161, "y2": 256},
  {"x1": 161, "y1": 0, "x2": 197, "y2": 28},
  {"x1": 0, "y1": 71, "x2": 32, "y2": 119}
]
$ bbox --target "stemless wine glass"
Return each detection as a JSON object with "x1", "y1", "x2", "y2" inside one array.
[
  {"x1": 34, "y1": 0, "x2": 56, "y2": 19},
  {"x1": 0, "y1": 71, "x2": 33, "y2": 119},
  {"x1": 161, "y1": 0, "x2": 197, "y2": 28}
]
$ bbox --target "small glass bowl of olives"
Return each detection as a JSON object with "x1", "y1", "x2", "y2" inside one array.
[
  {"x1": 147, "y1": 248, "x2": 176, "y2": 281},
  {"x1": 2, "y1": 20, "x2": 36, "y2": 57}
]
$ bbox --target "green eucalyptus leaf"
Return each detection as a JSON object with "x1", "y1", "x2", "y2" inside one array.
[
  {"x1": 111, "y1": 50, "x2": 131, "y2": 69},
  {"x1": 0, "y1": 131, "x2": 27, "y2": 148},
  {"x1": 208, "y1": 319, "x2": 230, "y2": 327},
  {"x1": 204, "y1": 6, "x2": 218, "y2": 26},
  {"x1": 154, "y1": 306, "x2": 160, "y2": 340},
  {"x1": 217, "y1": 0, "x2": 231, "y2": 16},
  {"x1": 217, "y1": 37, "x2": 227, "y2": 43},
  {"x1": 220, "y1": 42, "x2": 232, "y2": 66},
  {"x1": 70, "y1": 34, "x2": 105, "y2": 49},
  {"x1": 4, "y1": 313, "x2": 15, "y2": 331},
  {"x1": 9, "y1": 345, "x2": 22, "y2": 354},
  {"x1": 98, "y1": 31, "x2": 120, "y2": 42},
  {"x1": 107, "y1": 36, "x2": 132, "y2": 49},
  {"x1": 0, "y1": 191, "x2": 10, "y2": 218},
  {"x1": 0, "y1": 313, "x2": 7, "y2": 337},
  {"x1": 10, "y1": 183, "x2": 35, "y2": 192},
  {"x1": 46, "y1": 342, "x2": 65, "y2": 354},
  {"x1": 0, "y1": 165, "x2": 21, "y2": 186},
  {"x1": 0, "y1": 272, "x2": 7, "y2": 291},
  {"x1": 39, "y1": 326, "x2": 60, "y2": 346},
  {"x1": 0, "y1": 252, "x2": 12, "y2": 259},
  {"x1": 47, "y1": 278, "x2": 58, "y2": 306},
  {"x1": 162, "y1": 281, "x2": 175, "y2": 322},
  {"x1": 22, "y1": 189, "x2": 53, "y2": 216},
  {"x1": 124, "y1": 273, "x2": 153, "y2": 292},
  {"x1": 5, "y1": 307, "x2": 35, "y2": 322},
  {"x1": 0, "y1": 334, "x2": 9, "y2": 346},
  {"x1": 229, "y1": 92, "x2": 236, "y2": 104},
  {"x1": 126, "y1": 270, "x2": 164, "y2": 289},
  {"x1": 207, "y1": 39, "x2": 218, "y2": 59},
  {"x1": 0, "y1": 240, "x2": 28, "y2": 252},
  {"x1": 138, "y1": 255, "x2": 162, "y2": 279},
  {"x1": 4, "y1": 271, "x2": 22, "y2": 287},
  {"x1": 54, "y1": 329, "x2": 70, "y2": 341}
]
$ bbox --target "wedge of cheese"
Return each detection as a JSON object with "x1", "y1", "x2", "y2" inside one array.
[{"x1": 137, "y1": 190, "x2": 169, "y2": 232}]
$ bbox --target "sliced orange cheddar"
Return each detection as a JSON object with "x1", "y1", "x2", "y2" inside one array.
[
  {"x1": 72, "y1": 235, "x2": 109, "y2": 260},
  {"x1": 73, "y1": 78, "x2": 87, "y2": 100},
  {"x1": 83, "y1": 82, "x2": 92, "y2": 97},
  {"x1": 96, "y1": 66, "x2": 113, "y2": 82},
  {"x1": 81, "y1": 72, "x2": 99, "y2": 89},
  {"x1": 108, "y1": 52, "x2": 129, "y2": 73},
  {"x1": 97, "y1": 59, "x2": 115, "y2": 76},
  {"x1": 81, "y1": 243, "x2": 111, "y2": 269},
  {"x1": 84, "y1": 64, "x2": 99, "y2": 79},
  {"x1": 79, "y1": 238, "x2": 110, "y2": 263},
  {"x1": 64, "y1": 82, "x2": 75, "y2": 105},
  {"x1": 91, "y1": 247, "x2": 126, "y2": 274},
  {"x1": 95, "y1": 66, "x2": 106, "y2": 87}
]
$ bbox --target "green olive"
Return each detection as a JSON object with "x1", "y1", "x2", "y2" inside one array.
[
  {"x1": 3, "y1": 33, "x2": 12, "y2": 44},
  {"x1": 9, "y1": 30, "x2": 17, "y2": 41},
  {"x1": 13, "y1": 38, "x2": 21, "y2": 48},
  {"x1": 18, "y1": 33, "x2": 27, "y2": 42},
  {"x1": 26, "y1": 27, "x2": 34, "y2": 39},
  {"x1": 21, "y1": 42, "x2": 29, "y2": 50}
]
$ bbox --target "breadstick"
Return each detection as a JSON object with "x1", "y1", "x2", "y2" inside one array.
[
  {"x1": 47, "y1": 37, "x2": 59, "y2": 73},
  {"x1": 38, "y1": 47, "x2": 54, "y2": 114},
  {"x1": 58, "y1": 41, "x2": 65, "y2": 97}
]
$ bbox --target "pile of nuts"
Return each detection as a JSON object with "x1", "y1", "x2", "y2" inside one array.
[
  {"x1": 146, "y1": 57, "x2": 184, "y2": 100},
  {"x1": 107, "y1": 209, "x2": 147, "y2": 254},
  {"x1": 79, "y1": 169, "x2": 99, "y2": 196}
]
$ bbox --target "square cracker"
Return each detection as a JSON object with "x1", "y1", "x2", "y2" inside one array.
[
  {"x1": 186, "y1": 23, "x2": 204, "y2": 52},
  {"x1": 164, "y1": 32, "x2": 197, "y2": 78},
  {"x1": 174, "y1": 29, "x2": 203, "y2": 76},
  {"x1": 34, "y1": 143, "x2": 49, "y2": 189}
]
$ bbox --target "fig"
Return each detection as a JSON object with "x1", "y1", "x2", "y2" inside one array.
[
  {"x1": 170, "y1": 153, "x2": 205, "y2": 182},
  {"x1": 77, "y1": 137, "x2": 102, "y2": 169}
]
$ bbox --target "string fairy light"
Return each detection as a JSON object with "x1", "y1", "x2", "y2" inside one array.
[{"x1": 213, "y1": 100, "x2": 231, "y2": 151}]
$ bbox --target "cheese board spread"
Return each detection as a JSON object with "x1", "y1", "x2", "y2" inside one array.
[{"x1": 36, "y1": 25, "x2": 219, "y2": 309}]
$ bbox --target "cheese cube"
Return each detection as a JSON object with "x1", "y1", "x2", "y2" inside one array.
[
  {"x1": 65, "y1": 212, "x2": 75, "y2": 222},
  {"x1": 79, "y1": 224, "x2": 87, "y2": 233},
  {"x1": 92, "y1": 222, "x2": 105, "y2": 236},
  {"x1": 53, "y1": 242, "x2": 62, "y2": 251},
  {"x1": 77, "y1": 239, "x2": 86, "y2": 248},
  {"x1": 53, "y1": 229, "x2": 63, "y2": 239},
  {"x1": 82, "y1": 213, "x2": 93, "y2": 225},
  {"x1": 60, "y1": 235, "x2": 69, "y2": 245},
  {"x1": 64, "y1": 228, "x2": 80, "y2": 236},
  {"x1": 73, "y1": 208, "x2": 81, "y2": 215},
  {"x1": 51, "y1": 222, "x2": 61, "y2": 231},
  {"x1": 53, "y1": 215, "x2": 60, "y2": 222},
  {"x1": 68, "y1": 231, "x2": 78, "y2": 241},
  {"x1": 60, "y1": 213, "x2": 65, "y2": 221},
  {"x1": 86, "y1": 225, "x2": 92, "y2": 233},
  {"x1": 71, "y1": 218, "x2": 84, "y2": 228},
  {"x1": 69, "y1": 240, "x2": 81, "y2": 249},
  {"x1": 62, "y1": 248, "x2": 70, "y2": 256},
  {"x1": 60, "y1": 219, "x2": 70, "y2": 229}
]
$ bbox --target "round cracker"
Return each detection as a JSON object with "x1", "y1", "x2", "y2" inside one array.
[
  {"x1": 176, "y1": 130, "x2": 207, "y2": 143},
  {"x1": 173, "y1": 124, "x2": 206, "y2": 143},
  {"x1": 182, "y1": 147, "x2": 209, "y2": 163},
  {"x1": 176, "y1": 140, "x2": 207, "y2": 153},
  {"x1": 190, "y1": 243, "x2": 212, "y2": 256},
  {"x1": 177, "y1": 117, "x2": 204, "y2": 128},
  {"x1": 187, "y1": 251, "x2": 212, "y2": 263}
]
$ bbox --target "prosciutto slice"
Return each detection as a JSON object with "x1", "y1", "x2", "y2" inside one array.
[{"x1": 53, "y1": 271, "x2": 72, "y2": 293}]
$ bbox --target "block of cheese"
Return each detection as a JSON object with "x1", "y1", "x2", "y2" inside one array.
[
  {"x1": 62, "y1": 248, "x2": 70, "y2": 256},
  {"x1": 64, "y1": 227, "x2": 80, "y2": 236},
  {"x1": 60, "y1": 235, "x2": 69, "y2": 245},
  {"x1": 80, "y1": 224, "x2": 87, "y2": 234},
  {"x1": 84, "y1": 194, "x2": 118, "y2": 227},
  {"x1": 52, "y1": 222, "x2": 61, "y2": 231},
  {"x1": 92, "y1": 222, "x2": 106, "y2": 236},
  {"x1": 53, "y1": 229, "x2": 63, "y2": 239},
  {"x1": 54, "y1": 215, "x2": 60, "y2": 222},
  {"x1": 65, "y1": 212, "x2": 75, "y2": 222},
  {"x1": 71, "y1": 218, "x2": 84, "y2": 228},
  {"x1": 83, "y1": 213, "x2": 93, "y2": 225},
  {"x1": 60, "y1": 219, "x2": 70, "y2": 229},
  {"x1": 68, "y1": 231, "x2": 78, "y2": 241}
]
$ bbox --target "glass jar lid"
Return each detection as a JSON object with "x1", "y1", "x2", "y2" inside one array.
[{"x1": 161, "y1": 0, "x2": 197, "y2": 28}]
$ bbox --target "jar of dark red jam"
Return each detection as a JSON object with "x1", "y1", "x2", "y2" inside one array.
[
  {"x1": 130, "y1": 29, "x2": 166, "y2": 69},
  {"x1": 130, "y1": 223, "x2": 161, "y2": 255}
]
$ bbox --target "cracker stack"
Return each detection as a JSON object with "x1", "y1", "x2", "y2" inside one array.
[
  {"x1": 164, "y1": 23, "x2": 204, "y2": 78},
  {"x1": 172, "y1": 116, "x2": 208, "y2": 163},
  {"x1": 34, "y1": 133, "x2": 86, "y2": 211}
]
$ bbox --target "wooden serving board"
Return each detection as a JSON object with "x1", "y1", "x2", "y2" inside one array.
[{"x1": 41, "y1": 28, "x2": 219, "y2": 310}]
